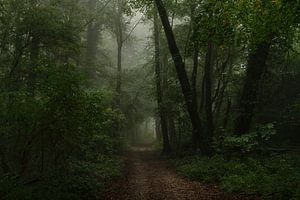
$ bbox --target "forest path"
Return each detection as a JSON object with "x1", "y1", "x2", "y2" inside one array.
[{"x1": 102, "y1": 148, "x2": 256, "y2": 200}]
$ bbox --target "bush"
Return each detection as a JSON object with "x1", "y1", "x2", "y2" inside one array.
[
  {"x1": 214, "y1": 123, "x2": 276, "y2": 155},
  {"x1": 0, "y1": 66, "x2": 125, "y2": 200},
  {"x1": 176, "y1": 156, "x2": 227, "y2": 182},
  {"x1": 0, "y1": 156, "x2": 123, "y2": 200},
  {"x1": 174, "y1": 154, "x2": 300, "y2": 200}
]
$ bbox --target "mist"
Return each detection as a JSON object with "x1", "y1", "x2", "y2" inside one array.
[{"x1": 0, "y1": 0, "x2": 299, "y2": 199}]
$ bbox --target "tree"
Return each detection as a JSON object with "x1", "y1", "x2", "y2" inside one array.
[
  {"x1": 115, "y1": 0, "x2": 124, "y2": 107},
  {"x1": 86, "y1": 0, "x2": 102, "y2": 82},
  {"x1": 154, "y1": 8, "x2": 172, "y2": 154},
  {"x1": 234, "y1": 42, "x2": 271, "y2": 135},
  {"x1": 233, "y1": 0, "x2": 299, "y2": 135},
  {"x1": 204, "y1": 41, "x2": 214, "y2": 148},
  {"x1": 154, "y1": 0, "x2": 210, "y2": 154}
]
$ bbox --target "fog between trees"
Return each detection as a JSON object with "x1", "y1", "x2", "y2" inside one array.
[{"x1": 0, "y1": 0, "x2": 299, "y2": 199}]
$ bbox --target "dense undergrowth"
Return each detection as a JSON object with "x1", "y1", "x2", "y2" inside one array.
[
  {"x1": 0, "y1": 66, "x2": 125, "y2": 200},
  {"x1": 0, "y1": 155, "x2": 123, "y2": 200},
  {"x1": 173, "y1": 153, "x2": 300, "y2": 200},
  {"x1": 0, "y1": 2, "x2": 129, "y2": 199}
]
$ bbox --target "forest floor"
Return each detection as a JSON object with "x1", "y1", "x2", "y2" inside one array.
[{"x1": 102, "y1": 147, "x2": 258, "y2": 200}]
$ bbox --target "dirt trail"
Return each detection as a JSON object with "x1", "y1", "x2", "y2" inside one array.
[{"x1": 103, "y1": 148, "x2": 257, "y2": 200}]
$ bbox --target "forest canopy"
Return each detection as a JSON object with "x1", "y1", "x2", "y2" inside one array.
[{"x1": 0, "y1": 0, "x2": 299, "y2": 199}]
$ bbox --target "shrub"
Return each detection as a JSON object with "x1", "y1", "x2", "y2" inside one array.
[
  {"x1": 0, "y1": 66, "x2": 124, "y2": 200},
  {"x1": 174, "y1": 154, "x2": 300, "y2": 200},
  {"x1": 0, "y1": 156, "x2": 123, "y2": 200},
  {"x1": 214, "y1": 123, "x2": 276, "y2": 155}
]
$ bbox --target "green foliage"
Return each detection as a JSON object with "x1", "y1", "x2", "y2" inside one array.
[
  {"x1": 174, "y1": 154, "x2": 300, "y2": 200},
  {"x1": 192, "y1": 0, "x2": 235, "y2": 46},
  {"x1": 214, "y1": 123, "x2": 276, "y2": 154},
  {"x1": 0, "y1": 65, "x2": 124, "y2": 198},
  {"x1": 0, "y1": 0, "x2": 126, "y2": 197},
  {"x1": 175, "y1": 156, "x2": 228, "y2": 182},
  {"x1": 220, "y1": 156, "x2": 300, "y2": 199},
  {"x1": 233, "y1": 0, "x2": 300, "y2": 46},
  {"x1": 1, "y1": 0, "x2": 300, "y2": 198},
  {"x1": 0, "y1": 156, "x2": 123, "y2": 200}
]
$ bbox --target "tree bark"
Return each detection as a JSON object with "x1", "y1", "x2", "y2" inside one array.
[
  {"x1": 155, "y1": 117, "x2": 162, "y2": 140},
  {"x1": 190, "y1": 2, "x2": 199, "y2": 106},
  {"x1": 191, "y1": 14, "x2": 200, "y2": 152},
  {"x1": 154, "y1": 9, "x2": 171, "y2": 154},
  {"x1": 86, "y1": 0, "x2": 101, "y2": 81},
  {"x1": 223, "y1": 98, "x2": 231, "y2": 129},
  {"x1": 116, "y1": 43, "x2": 122, "y2": 105},
  {"x1": 168, "y1": 116, "x2": 177, "y2": 150},
  {"x1": 192, "y1": 46, "x2": 199, "y2": 111},
  {"x1": 115, "y1": 0, "x2": 123, "y2": 107},
  {"x1": 234, "y1": 42, "x2": 271, "y2": 135},
  {"x1": 155, "y1": 0, "x2": 209, "y2": 154},
  {"x1": 204, "y1": 41, "x2": 214, "y2": 146}
]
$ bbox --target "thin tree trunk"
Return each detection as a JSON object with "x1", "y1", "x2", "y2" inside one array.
[
  {"x1": 168, "y1": 116, "x2": 177, "y2": 150},
  {"x1": 116, "y1": 43, "x2": 122, "y2": 105},
  {"x1": 192, "y1": 47, "x2": 199, "y2": 110},
  {"x1": 86, "y1": 0, "x2": 101, "y2": 81},
  {"x1": 234, "y1": 42, "x2": 271, "y2": 135},
  {"x1": 223, "y1": 98, "x2": 231, "y2": 129},
  {"x1": 191, "y1": 24, "x2": 200, "y2": 151},
  {"x1": 212, "y1": 51, "x2": 230, "y2": 105},
  {"x1": 155, "y1": 0, "x2": 210, "y2": 154},
  {"x1": 199, "y1": 75, "x2": 205, "y2": 113},
  {"x1": 204, "y1": 41, "x2": 214, "y2": 149},
  {"x1": 213, "y1": 49, "x2": 233, "y2": 124},
  {"x1": 214, "y1": 84, "x2": 226, "y2": 123},
  {"x1": 190, "y1": 3, "x2": 199, "y2": 110},
  {"x1": 177, "y1": 117, "x2": 182, "y2": 150},
  {"x1": 115, "y1": 0, "x2": 123, "y2": 107},
  {"x1": 154, "y1": 9, "x2": 171, "y2": 154},
  {"x1": 155, "y1": 117, "x2": 162, "y2": 140},
  {"x1": 191, "y1": 46, "x2": 199, "y2": 141},
  {"x1": 113, "y1": 0, "x2": 124, "y2": 138}
]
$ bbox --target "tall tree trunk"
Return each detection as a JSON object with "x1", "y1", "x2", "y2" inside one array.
[
  {"x1": 223, "y1": 98, "x2": 231, "y2": 129},
  {"x1": 86, "y1": 0, "x2": 101, "y2": 81},
  {"x1": 199, "y1": 75, "x2": 205, "y2": 113},
  {"x1": 204, "y1": 41, "x2": 214, "y2": 146},
  {"x1": 155, "y1": 0, "x2": 210, "y2": 154},
  {"x1": 168, "y1": 116, "x2": 177, "y2": 150},
  {"x1": 190, "y1": 2, "x2": 199, "y2": 106},
  {"x1": 116, "y1": 43, "x2": 122, "y2": 105},
  {"x1": 192, "y1": 45, "x2": 199, "y2": 111},
  {"x1": 155, "y1": 117, "x2": 162, "y2": 140},
  {"x1": 116, "y1": 0, "x2": 123, "y2": 107},
  {"x1": 234, "y1": 42, "x2": 271, "y2": 135},
  {"x1": 213, "y1": 51, "x2": 231, "y2": 115},
  {"x1": 113, "y1": 0, "x2": 124, "y2": 138},
  {"x1": 154, "y1": 9, "x2": 171, "y2": 154},
  {"x1": 191, "y1": 28, "x2": 200, "y2": 152}
]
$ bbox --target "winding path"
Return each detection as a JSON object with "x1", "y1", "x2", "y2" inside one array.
[{"x1": 103, "y1": 148, "x2": 257, "y2": 200}]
